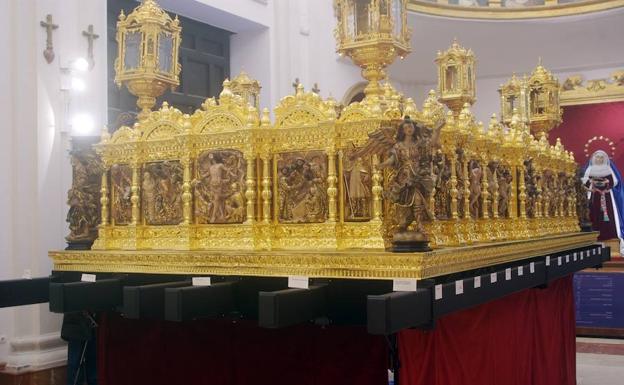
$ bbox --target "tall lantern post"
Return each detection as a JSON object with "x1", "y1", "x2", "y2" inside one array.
[
  {"x1": 334, "y1": 0, "x2": 411, "y2": 103},
  {"x1": 527, "y1": 59, "x2": 562, "y2": 137},
  {"x1": 435, "y1": 39, "x2": 476, "y2": 116},
  {"x1": 115, "y1": 0, "x2": 182, "y2": 121}
]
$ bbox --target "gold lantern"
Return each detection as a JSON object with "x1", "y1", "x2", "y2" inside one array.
[
  {"x1": 230, "y1": 70, "x2": 262, "y2": 110},
  {"x1": 527, "y1": 59, "x2": 562, "y2": 137},
  {"x1": 499, "y1": 74, "x2": 529, "y2": 127},
  {"x1": 334, "y1": 0, "x2": 411, "y2": 100},
  {"x1": 436, "y1": 39, "x2": 476, "y2": 115},
  {"x1": 114, "y1": 0, "x2": 182, "y2": 120}
]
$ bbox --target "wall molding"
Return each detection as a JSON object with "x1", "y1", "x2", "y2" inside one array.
[{"x1": 560, "y1": 69, "x2": 624, "y2": 106}]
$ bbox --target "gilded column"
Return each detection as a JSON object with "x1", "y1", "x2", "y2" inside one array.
[
  {"x1": 327, "y1": 150, "x2": 338, "y2": 222},
  {"x1": 245, "y1": 156, "x2": 256, "y2": 224},
  {"x1": 481, "y1": 162, "x2": 489, "y2": 220},
  {"x1": 463, "y1": 157, "x2": 471, "y2": 219},
  {"x1": 261, "y1": 156, "x2": 272, "y2": 223},
  {"x1": 130, "y1": 162, "x2": 140, "y2": 225},
  {"x1": 100, "y1": 167, "x2": 109, "y2": 226},
  {"x1": 509, "y1": 165, "x2": 517, "y2": 219},
  {"x1": 492, "y1": 167, "x2": 499, "y2": 219},
  {"x1": 182, "y1": 158, "x2": 192, "y2": 225},
  {"x1": 518, "y1": 164, "x2": 527, "y2": 219},
  {"x1": 372, "y1": 155, "x2": 383, "y2": 222}
]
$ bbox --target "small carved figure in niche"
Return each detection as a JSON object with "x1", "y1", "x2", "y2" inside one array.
[
  {"x1": 456, "y1": 152, "x2": 466, "y2": 218},
  {"x1": 433, "y1": 153, "x2": 451, "y2": 219},
  {"x1": 193, "y1": 150, "x2": 246, "y2": 224},
  {"x1": 277, "y1": 151, "x2": 328, "y2": 223},
  {"x1": 497, "y1": 167, "x2": 512, "y2": 217},
  {"x1": 355, "y1": 116, "x2": 443, "y2": 251},
  {"x1": 575, "y1": 166, "x2": 592, "y2": 231},
  {"x1": 111, "y1": 164, "x2": 132, "y2": 224},
  {"x1": 469, "y1": 161, "x2": 482, "y2": 219},
  {"x1": 66, "y1": 148, "x2": 102, "y2": 249},
  {"x1": 143, "y1": 161, "x2": 183, "y2": 225},
  {"x1": 344, "y1": 153, "x2": 371, "y2": 220}
]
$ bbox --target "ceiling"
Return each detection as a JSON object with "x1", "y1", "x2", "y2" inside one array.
[{"x1": 388, "y1": 7, "x2": 624, "y2": 85}]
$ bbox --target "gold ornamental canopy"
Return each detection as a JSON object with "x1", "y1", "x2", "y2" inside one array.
[
  {"x1": 114, "y1": 0, "x2": 181, "y2": 120},
  {"x1": 230, "y1": 70, "x2": 262, "y2": 110},
  {"x1": 334, "y1": 0, "x2": 411, "y2": 100},
  {"x1": 435, "y1": 39, "x2": 476, "y2": 115},
  {"x1": 527, "y1": 59, "x2": 562, "y2": 137}
]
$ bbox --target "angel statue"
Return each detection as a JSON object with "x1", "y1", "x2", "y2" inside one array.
[{"x1": 355, "y1": 116, "x2": 443, "y2": 252}]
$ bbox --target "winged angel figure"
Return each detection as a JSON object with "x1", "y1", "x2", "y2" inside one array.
[{"x1": 354, "y1": 117, "x2": 443, "y2": 251}]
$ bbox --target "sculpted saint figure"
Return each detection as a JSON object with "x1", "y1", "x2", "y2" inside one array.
[
  {"x1": 356, "y1": 116, "x2": 443, "y2": 251},
  {"x1": 345, "y1": 156, "x2": 371, "y2": 219},
  {"x1": 469, "y1": 164, "x2": 482, "y2": 218}
]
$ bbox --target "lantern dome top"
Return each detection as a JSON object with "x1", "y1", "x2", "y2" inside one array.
[
  {"x1": 231, "y1": 70, "x2": 260, "y2": 88},
  {"x1": 119, "y1": 0, "x2": 179, "y2": 28},
  {"x1": 436, "y1": 38, "x2": 474, "y2": 61},
  {"x1": 529, "y1": 58, "x2": 557, "y2": 84}
]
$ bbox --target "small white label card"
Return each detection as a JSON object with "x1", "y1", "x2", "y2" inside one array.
[
  {"x1": 455, "y1": 280, "x2": 464, "y2": 295},
  {"x1": 505, "y1": 268, "x2": 512, "y2": 281},
  {"x1": 558, "y1": 256, "x2": 562, "y2": 266},
  {"x1": 22, "y1": 269, "x2": 32, "y2": 279},
  {"x1": 593, "y1": 248, "x2": 597, "y2": 255},
  {"x1": 81, "y1": 273, "x2": 96, "y2": 283},
  {"x1": 393, "y1": 278, "x2": 417, "y2": 292},
  {"x1": 518, "y1": 266, "x2": 524, "y2": 276},
  {"x1": 435, "y1": 284, "x2": 443, "y2": 300},
  {"x1": 289, "y1": 275, "x2": 310, "y2": 289},
  {"x1": 490, "y1": 273, "x2": 498, "y2": 283},
  {"x1": 581, "y1": 252, "x2": 584, "y2": 260},
  {"x1": 546, "y1": 256, "x2": 551, "y2": 266},
  {"x1": 565, "y1": 255, "x2": 570, "y2": 263},
  {"x1": 474, "y1": 276, "x2": 481, "y2": 289},
  {"x1": 573, "y1": 252, "x2": 578, "y2": 261},
  {"x1": 192, "y1": 277, "x2": 211, "y2": 286},
  {"x1": 530, "y1": 262, "x2": 535, "y2": 274}
]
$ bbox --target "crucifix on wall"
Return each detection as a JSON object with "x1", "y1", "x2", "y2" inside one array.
[
  {"x1": 82, "y1": 24, "x2": 99, "y2": 70},
  {"x1": 40, "y1": 14, "x2": 58, "y2": 64}
]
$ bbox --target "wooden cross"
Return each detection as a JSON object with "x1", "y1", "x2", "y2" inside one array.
[
  {"x1": 40, "y1": 14, "x2": 58, "y2": 63},
  {"x1": 82, "y1": 24, "x2": 100, "y2": 70},
  {"x1": 292, "y1": 78, "x2": 300, "y2": 93},
  {"x1": 312, "y1": 83, "x2": 320, "y2": 94}
]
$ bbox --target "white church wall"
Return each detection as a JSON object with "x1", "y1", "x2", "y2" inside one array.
[{"x1": 0, "y1": 0, "x2": 107, "y2": 370}]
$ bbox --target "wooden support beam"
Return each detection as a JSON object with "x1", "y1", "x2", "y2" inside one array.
[
  {"x1": 49, "y1": 278, "x2": 123, "y2": 313},
  {"x1": 0, "y1": 277, "x2": 49, "y2": 308},
  {"x1": 367, "y1": 289, "x2": 431, "y2": 335},
  {"x1": 164, "y1": 281, "x2": 237, "y2": 322},
  {"x1": 122, "y1": 281, "x2": 191, "y2": 319},
  {"x1": 258, "y1": 285, "x2": 327, "y2": 329}
]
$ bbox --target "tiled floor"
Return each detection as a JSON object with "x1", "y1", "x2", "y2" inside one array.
[{"x1": 577, "y1": 338, "x2": 624, "y2": 385}]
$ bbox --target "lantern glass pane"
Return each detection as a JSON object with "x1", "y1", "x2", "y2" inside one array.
[
  {"x1": 445, "y1": 66, "x2": 458, "y2": 91},
  {"x1": 124, "y1": 31, "x2": 141, "y2": 70},
  {"x1": 158, "y1": 33, "x2": 173, "y2": 73},
  {"x1": 392, "y1": 0, "x2": 402, "y2": 37},
  {"x1": 355, "y1": 0, "x2": 372, "y2": 36}
]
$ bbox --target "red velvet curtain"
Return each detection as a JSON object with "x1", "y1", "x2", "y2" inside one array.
[
  {"x1": 549, "y1": 101, "x2": 624, "y2": 170},
  {"x1": 98, "y1": 316, "x2": 388, "y2": 385},
  {"x1": 398, "y1": 276, "x2": 576, "y2": 385}
]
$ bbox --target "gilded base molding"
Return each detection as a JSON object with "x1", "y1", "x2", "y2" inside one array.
[{"x1": 50, "y1": 232, "x2": 597, "y2": 280}]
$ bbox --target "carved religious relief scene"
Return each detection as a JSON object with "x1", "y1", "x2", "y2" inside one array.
[
  {"x1": 468, "y1": 160, "x2": 482, "y2": 219},
  {"x1": 111, "y1": 164, "x2": 133, "y2": 225},
  {"x1": 524, "y1": 159, "x2": 537, "y2": 218},
  {"x1": 497, "y1": 165, "x2": 512, "y2": 218},
  {"x1": 142, "y1": 161, "x2": 184, "y2": 225},
  {"x1": 432, "y1": 152, "x2": 451, "y2": 219},
  {"x1": 486, "y1": 162, "x2": 498, "y2": 218},
  {"x1": 193, "y1": 150, "x2": 246, "y2": 224},
  {"x1": 277, "y1": 151, "x2": 328, "y2": 223},
  {"x1": 66, "y1": 149, "x2": 102, "y2": 242},
  {"x1": 343, "y1": 149, "x2": 372, "y2": 221}
]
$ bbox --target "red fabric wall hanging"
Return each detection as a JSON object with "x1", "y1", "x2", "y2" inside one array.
[
  {"x1": 398, "y1": 276, "x2": 575, "y2": 385},
  {"x1": 548, "y1": 101, "x2": 624, "y2": 169}
]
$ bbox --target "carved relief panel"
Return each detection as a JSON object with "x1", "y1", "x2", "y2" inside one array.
[
  {"x1": 193, "y1": 150, "x2": 247, "y2": 224},
  {"x1": 276, "y1": 151, "x2": 328, "y2": 223},
  {"x1": 110, "y1": 164, "x2": 133, "y2": 225},
  {"x1": 142, "y1": 161, "x2": 184, "y2": 225}
]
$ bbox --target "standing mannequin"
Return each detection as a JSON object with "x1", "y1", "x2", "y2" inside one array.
[{"x1": 582, "y1": 150, "x2": 624, "y2": 254}]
